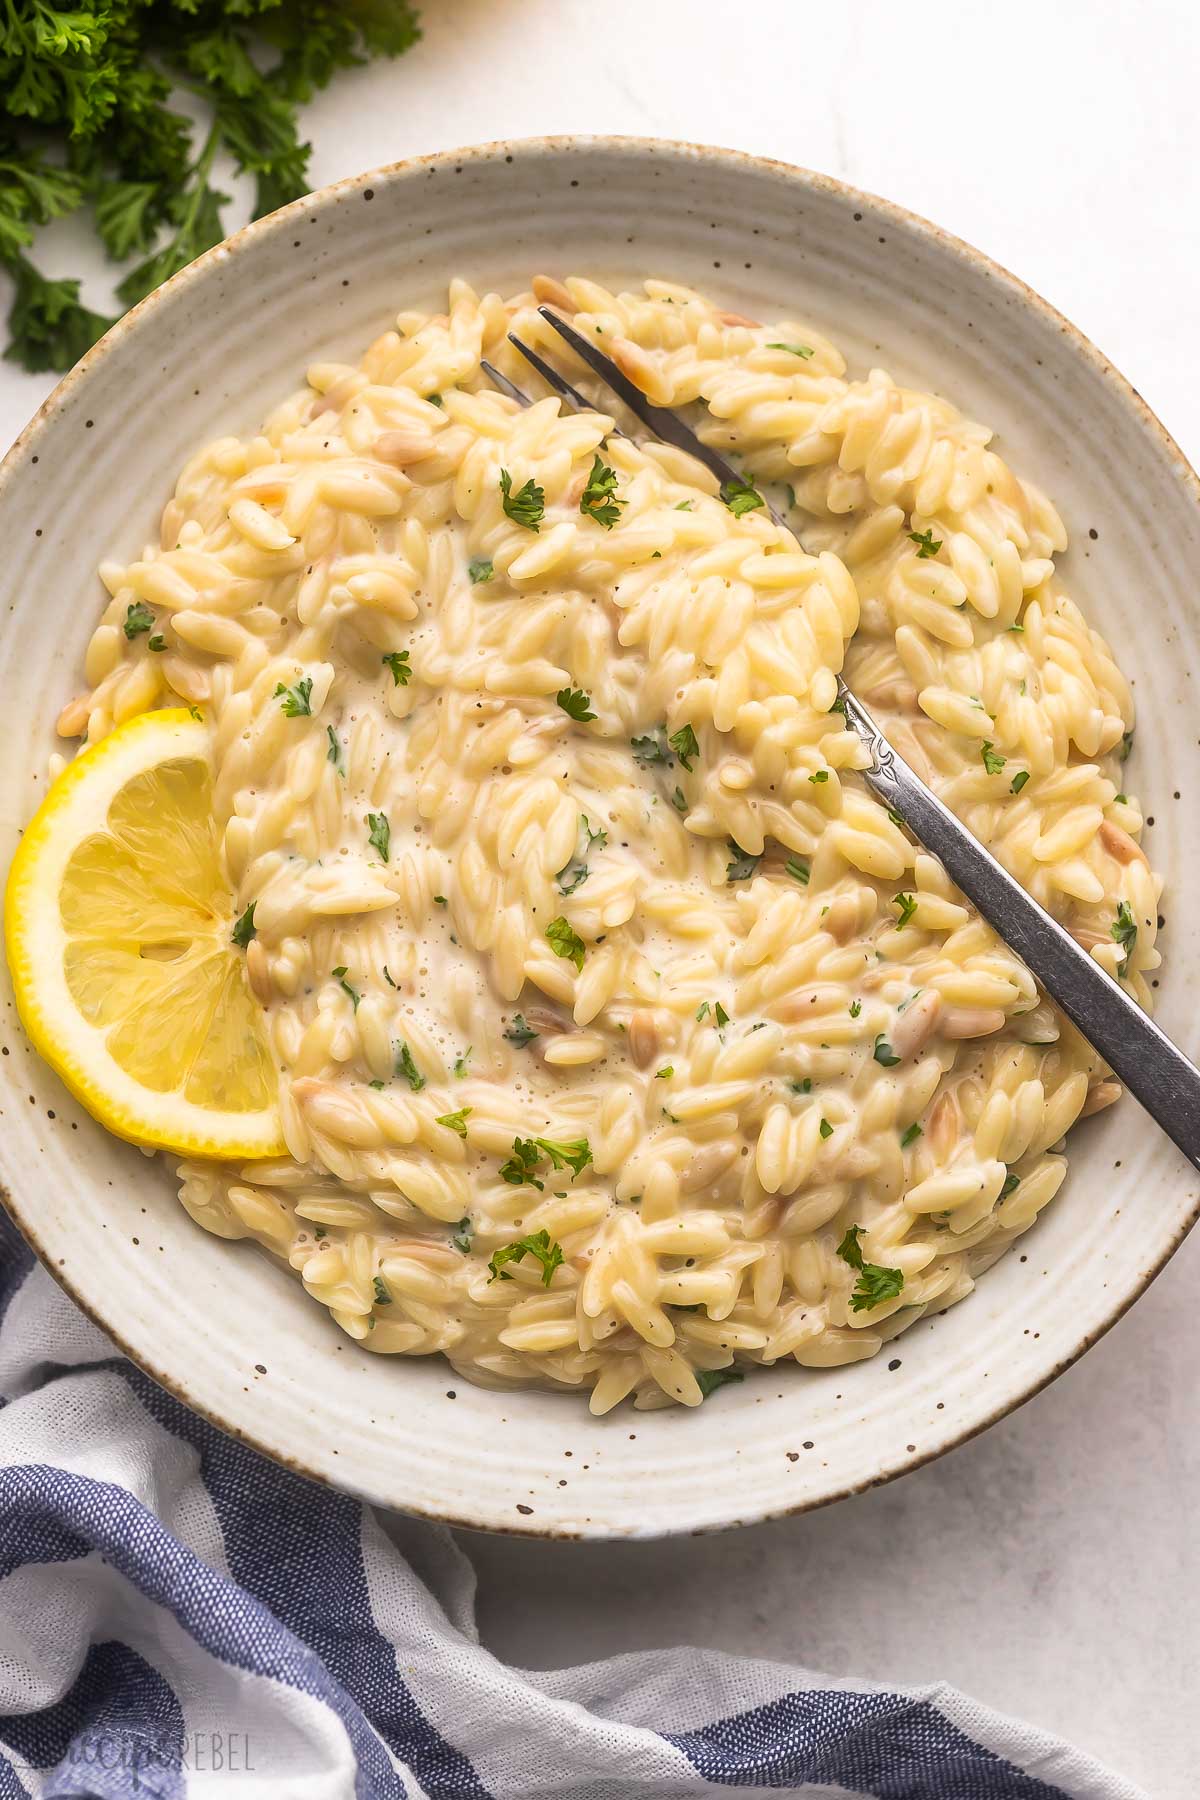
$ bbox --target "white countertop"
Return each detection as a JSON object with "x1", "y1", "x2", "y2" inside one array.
[{"x1": 4, "y1": 3, "x2": 1196, "y2": 1792}]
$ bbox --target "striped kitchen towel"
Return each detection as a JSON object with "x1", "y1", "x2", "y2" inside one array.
[{"x1": 0, "y1": 1214, "x2": 1144, "y2": 1799}]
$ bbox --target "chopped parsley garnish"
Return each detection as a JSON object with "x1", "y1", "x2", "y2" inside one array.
[
  {"x1": 670, "y1": 787, "x2": 688, "y2": 813},
  {"x1": 148, "y1": 634, "x2": 167, "y2": 652},
  {"x1": 373, "y1": 1277, "x2": 391, "y2": 1306},
  {"x1": 579, "y1": 454, "x2": 625, "y2": 528},
  {"x1": 504, "y1": 1015, "x2": 539, "y2": 1048},
  {"x1": 873, "y1": 1034, "x2": 901, "y2": 1067},
  {"x1": 382, "y1": 965, "x2": 397, "y2": 988},
  {"x1": 331, "y1": 967, "x2": 360, "y2": 1010},
  {"x1": 468, "y1": 558, "x2": 494, "y2": 584},
  {"x1": 786, "y1": 857, "x2": 810, "y2": 886},
  {"x1": 768, "y1": 342, "x2": 815, "y2": 359},
  {"x1": 498, "y1": 1136, "x2": 592, "y2": 1192},
  {"x1": 433, "y1": 895, "x2": 447, "y2": 907},
  {"x1": 668, "y1": 724, "x2": 699, "y2": 770},
  {"x1": 836, "y1": 1224, "x2": 905, "y2": 1313},
  {"x1": 1119, "y1": 729, "x2": 1134, "y2": 762},
  {"x1": 720, "y1": 475, "x2": 765, "y2": 518},
  {"x1": 809, "y1": 769, "x2": 829, "y2": 784},
  {"x1": 1010, "y1": 770, "x2": 1030, "y2": 794},
  {"x1": 436, "y1": 1108, "x2": 472, "y2": 1137},
  {"x1": 893, "y1": 892, "x2": 918, "y2": 928},
  {"x1": 674, "y1": 500, "x2": 694, "y2": 511},
  {"x1": 274, "y1": 677, "x2": 313, "y2": 717},
  {"x1": 849, "y1": 1000, "x2": 862, "y2": 1018},
  {"x1": 886, "y1": 807, "x2": 906, "y2": 828},
  {"x1": 557, "y1": 687, "x2": 596, "y2": 722},
  {"x1": 123, "y1": 601, "x2": 154, "y2": 639},
  {"x1": 819, "y1": 1117, "x2": 834, "y2": 1139},
  {"x1": 231, "y1": 903, "x2": 256, "y2": 948},
  {"x1": 900, "y1": 1122, "x2": 923, "y2": 1148},
  {"x1": 908, "y1": 528, "x2": 942, "y2": 559},
  {"x1": 1112, "y1": 900, "x2": 1137, "y2": 976},
  {"x1": 369, "y1": 1079, "x2": 385, "y2": 1090},
  {"x1": 365, "y1": 811, "x2": 390, "y2": 862},
  {"x1": 488, "y1": 1228, "x2": 564, "y2": 1287},
  {"x1": 726, "y1": 842, "x2": 762, "y2": 882},
  {"x1": 631, "y1": 728, "x2": 672, "y2": 766},
  {"x1": 546, "y1": 916, "x2": 585, "y2": 970},
  {"x1": 382, "y1": 651, "x2": 411, "y2": 687},
  {"x1": 1000, "y1": 1172, "x2": 1021, "y2": 1200},
  {"x1": 453, "y1": 1048, "x2": 472, "y2": 1077},
  {"x1": 452, "y1": 1218, "x2": 473, "y2": 1254},
  {"x1": 696, "y1": 1000, "x2": 730, "y2": 1028},
  {"x1": 656, "y1": 1066, "x2": 674, "y2": 1079},
  {"x1": 394, "y1": 1041, "x2": 425, "y2": 1090},
  {"x1": 538, "y1": 1136, "x2": 593, "y2": 1175},
  {"x1": 695, "y1": 1367, "x2": 745, "y2": 1399},
  {"x1": 499, "y1": 467, "x2": 544, "y2": 531},
  {"x1": 980, "y1": 742, "x2": 1006, "y2": 776},
  {"x1": 790, "y1": 1077, "x2": 812, "y2": 1094},
  {"x1": 326, "y1": 725, "x2": 342, "y2": 768}
]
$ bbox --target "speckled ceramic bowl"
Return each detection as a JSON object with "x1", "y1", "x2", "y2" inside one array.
[{"x1": 1, "y1": 139, "x2": 1197, "y2": 1537}]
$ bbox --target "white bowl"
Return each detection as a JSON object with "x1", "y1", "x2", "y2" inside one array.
[{"x1": 2, "y1": 138, "x2": 1197, "y2": 1538}]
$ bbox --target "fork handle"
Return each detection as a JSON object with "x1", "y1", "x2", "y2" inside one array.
[{"x1": 843, "y1": 688, "x2": 1200, "y2": 1173}]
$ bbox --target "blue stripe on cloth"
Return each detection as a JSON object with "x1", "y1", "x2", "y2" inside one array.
[
  {"x1": 0, "y1": 1464, "x2": 404, "y2": 1800},
  {"x1": 664, "y1": 1690, "x2": 1077, "y2": 1797},
  {"x1": 1, "y1": 1640, "x2": 184, "y2": 1800},
  {"x1": 0, "y1": 1214, "x2": 34, "y2": 1335},
  {"x1": 118, "y1": 1364, "x2": 491, "y2": 1800}
]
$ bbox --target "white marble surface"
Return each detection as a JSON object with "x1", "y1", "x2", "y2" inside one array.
[{"x1": 3, "y1": 3, "x2": 1197, "y2": 1792}]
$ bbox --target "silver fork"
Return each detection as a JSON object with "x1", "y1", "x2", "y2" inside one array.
[{"x1": 482, "y1": 311, "x2": 1200, "y2": 1176}]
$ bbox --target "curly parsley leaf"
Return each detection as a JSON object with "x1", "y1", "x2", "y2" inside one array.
[
  {"x1": 668, "y1": 723, "x2": 699, "y2": 770},
  {"x1": 123, "y1": 601, "x2": 154, "y2": 639},
  {"x1": 382, "y1": 651, "x2": 411, "y2": 687},
  {"x1": 274, "y1": 677, "x2": 313, "y2": 717},
  {"x1": 487, "y1": 1227, "x2": 564, "y2": 1287},
  {"x1": 720, "y1": 475, "x2": 765, "y2": 518},
  {"x1": 436, "y1": 1107, "x2": 472, "y2": 1138},
  {"x1": 1112, "y1": 900, "x2": 1137, "y2": 976},
  {"x1": 557, "y1": 687, "x2": 596, "y2": 722},
  {"x1": 468, "y1": 557, "x2": 494, "y2": 584},
  {"x1": 631, "y1": 728, "x2": 672, "y2": 767},
  {"x1": 908, "y1": 527, "x2": 942, "y2": 559},
  {"x1": 893, "y1": 892, "x2": 918, "y2": 928},
  {"x1": 726, "y1": 842, "x2": 762, "y2": 882},
  {"x1": 503, "y1": 1014, "x2": 539, "y2": 1048},
  {"x1": 836, "y1": 1224, "x2": 905, "y2": 1312},
  {"x1": 546, "y1": 916, "x2": 585, "y2": 970},
  {"x1": 579, "y1": 454, "x2": 624, "y2": 529},
  {"x1": 980, "y1": 741, "x2": 1007, "y2": 776},
  {"x1": 499, "y1": 467, "x2": 544, "y2": 531}
]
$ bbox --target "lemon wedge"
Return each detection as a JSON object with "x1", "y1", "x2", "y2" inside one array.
[{"x1": 5, "y1": 708, "x2": 283, "y2": 1158}]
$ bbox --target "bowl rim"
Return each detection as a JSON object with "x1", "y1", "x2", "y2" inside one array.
[{"x1": 3, "y1": 133, "x2": 1199, "y2": 1539}]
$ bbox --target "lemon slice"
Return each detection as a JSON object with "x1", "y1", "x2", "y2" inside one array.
[{"x1": 5, "y1": 709, "x2": 283, "y2": 1158}]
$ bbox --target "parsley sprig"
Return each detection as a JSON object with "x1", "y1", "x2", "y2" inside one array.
[
  {"x1": 488, "y1": 1228, "x2": 564, "y2": 1288},
  {"x1": 579, "y1": 454, "x2": 625, "y2": 528},
  {"x1": 0, "y1": 2, "x2": 421, "y2": 372},
  {"x1": 836, "y1": 1224, "x2": 905, "y2": 1313}
]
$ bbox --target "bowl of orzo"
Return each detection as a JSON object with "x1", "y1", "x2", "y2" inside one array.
[{"x1": 2, "y1": 138, "x2": 1197, "y2": 1536}]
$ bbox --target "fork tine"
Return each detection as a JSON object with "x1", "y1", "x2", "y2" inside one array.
[
  {"x1": 536, "y1": 305, "x2": 747, "y2": 494},
  {"x1": 479, "y1": 359, "x2": 533, "y2": 407},
  {"x1": 507, "y1": 332, "x2": 624, "y2": 433}
]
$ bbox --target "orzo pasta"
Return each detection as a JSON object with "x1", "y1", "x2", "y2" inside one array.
[{"x1": 65, "y1": 276, "x2": 1158, "y2": 1411}]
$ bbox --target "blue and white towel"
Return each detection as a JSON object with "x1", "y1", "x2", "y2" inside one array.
[{"x1": 0, "y1": 1213, "x2": 1143, "y2": 1800}]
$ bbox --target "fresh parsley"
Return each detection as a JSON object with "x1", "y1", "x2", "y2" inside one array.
[
  {"x1": 768, "y1": 342, "x2": 815, "y2": 359},
  {"x1": 557, "y1": 687, "x2": 596, "y2": 722},
  {"x1": 1010, "y1": 770, "x2": 1030, "y2": 794},
  {"x1": 631, "y1": 728, "x2": 672, "y2": 766},
  {"x1": 900, "y1": 1122, "x2": 923, "y2": 1148},
  {"x1": 436, "y1": 1107, "x2": 472, "y2": 1138},
  {"x1": 123, "y1": 601, "x2": 154, "y2": 639},
  {"x1": 785, "y1": 857, "x2": 810, "y2": 886},
  {"x1": 497, "y1": 1136, "x2": 592, "y2": 1191},
  {"x1": 373, "y1": 1276, "x2": 391, "y2": 1306},
  {"x1": 452, "y1": 1217, "x2": 473, "y2": 1254},
  {"x1": 819, "y1": 1117, "x2": 834, "y2": 1139},
  {"x1": 394, "y1": 1041, "x2": 425, "y2": 1091},
  {"x1": 873, "y1": 1035, "x2": 901, "y2": 1067},
  {"x1": 809, "y1": 769, "x2": 830, "y2": 785},
  {"x1": 148, "y1": 634, "x2": 167, "y2": 652},
  {"x1": 908, "y1": 528, "x2": 942, "y2": 559},
  {"x1": 546, "y1": 916, "x2": 585, "y2": 970},
  {"x1": 670, "y1": 786, "x2": 688, "y2": 814},
  {"x1": 893, "y1": 892, "x2": 918, "y2": 928},
  {"x1": 0, "y1": 3, "x2": 421, "y2": 373},
  {"x1": 695, "y1": 1367, "x2": 745, "y2": 1399},
  {"x1": 331, "y1": 966, "x2": 360, "y2": 1010},
  {"x1": 231, "y1": 902, "x2": 256, "y2": 948},
  {"x1": 488, "y1": 1228, "x2": 564, "y2": 1287},
  {"x1": 453, "y1": 1048, "x2": 472, "y2": 1077},
  {"x1": 1112, "y1": 900, "x2": 1137, "y2": 976},
  {"x1": 836, "y1": 1224, "x2": 905, "y2": 1313},
  {"x1": 503, "y1": 1014, "x2": 539, "y2": 1048},
  {"x1": 980, "y1": 741, "x2": 1006, "y2": 776},
  {"x1": 579, "y1": 454, "x2": 624, "y2": 528},
  {"x1": 365, "y1": 811, "x2": 391, "y2": 863},
  {"x1": 326, "y1": 725, "x2": 342, "y2": 769},
  {"x1": 726, "y1": 842, "x2": 762, "y2": 882},
  {"x1": 382, "y1": 651, "x2": 411, "y2": 687},
  {"x1": 499, "y1": 467, "x2": 544, "y2": 531},
  {"x1": 720, "y1": 475, "x2": 765, "y2": 518},
  {"x1": 468, "y1": 558, "x2": 494, "y2": 584},
  {"x1": 668, "y1": 723, "x2": 699, "y2": 770},
  {"x1": 274, "y1": 677, "x2": 313, "y2": 717}
]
